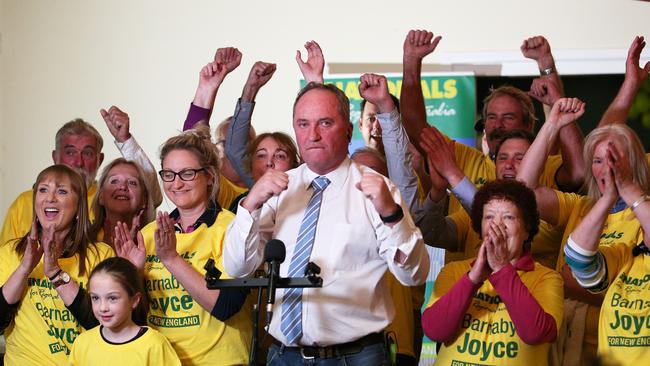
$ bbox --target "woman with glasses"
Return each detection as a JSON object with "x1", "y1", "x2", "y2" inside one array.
[{"x1": 131, "y1": 126, "x2": 251, "y2": 365}]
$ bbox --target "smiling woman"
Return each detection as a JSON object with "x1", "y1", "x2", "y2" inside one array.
[
  {"x1": 136, "y1": 126, "x2": 251, "y2": 365},
  {"x1": 89, "y1": 158, "x2": 156, "y2": 249},
  {"x1": 0, "y1": 164, "x2": 114, "y2": 365}
]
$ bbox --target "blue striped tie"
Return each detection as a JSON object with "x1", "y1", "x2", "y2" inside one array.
[{"x1": 280, "y1": 176, "x2": 330, "y2": 344}]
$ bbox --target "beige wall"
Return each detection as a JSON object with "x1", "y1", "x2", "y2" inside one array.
[{"x1": 1, "y1": 0, "x2": 650, "y2": 216}]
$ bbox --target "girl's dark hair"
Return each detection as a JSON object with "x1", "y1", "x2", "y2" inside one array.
[
  {"x1": 470, "y1": 179, "x2": 540, "y2": 248},
  {"x1": 89, "y1": 257, "x2": 148, "y2": 326},
  {"x1": 11, "y1": 165, "x2": 97, "y2": 276}
]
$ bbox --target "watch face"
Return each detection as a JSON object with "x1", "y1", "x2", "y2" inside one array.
[{"x1": 61, "y1": 272, "x2": 71, "y2": 283}]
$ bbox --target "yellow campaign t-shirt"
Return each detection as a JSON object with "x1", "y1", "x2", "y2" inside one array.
[
  {"x1": 555, "y1": 192, "x2": 643, "y2": 271},
  {"x1": 0, "y1": 241, "x2": 114, "y2": 365},
  {"x1": 427, "y1": 258, "x2": 564, "y2": 366},
  {"x1": 69, "y1": 326, "x2": 181, "y2": 366},
  {"x1": 141, "y1": 210, "x2": 251, "y2": 366},
  {"x1": 595, "y1": 244, "x2": 650, "y2": 366},
  {"x1": 554, "y1": 191, "x2": 644, "y2": 357},
  {"x1": 217, "y1": 174, "x2": 248, "y2": 212},
  {"x1": 444, "y1": 208, "x2": 564, "y2": 269},
  {"x1": 446, "y1": 139, "x2": 562, "y2": 216},
  {"x1": 0, "y1": 184, "x2": 97, "y2": 249}
]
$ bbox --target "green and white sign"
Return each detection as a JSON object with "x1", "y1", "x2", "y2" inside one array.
[{"x1": 301, "y1": 72, "x2": 476, "y2": 152}]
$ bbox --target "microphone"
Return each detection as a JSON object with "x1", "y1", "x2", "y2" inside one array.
[{"x1": 263, "y1": 239, "x2": 286, "y2": 324}]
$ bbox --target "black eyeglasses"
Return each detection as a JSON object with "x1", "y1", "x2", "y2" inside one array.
[{"x1": 158, "y1": 168, "x2": 207, "y2": 182}]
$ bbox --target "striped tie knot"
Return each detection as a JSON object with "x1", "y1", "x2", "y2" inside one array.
[{"x1": 312, "y1": 176, "x2": 330, "y2": 191}]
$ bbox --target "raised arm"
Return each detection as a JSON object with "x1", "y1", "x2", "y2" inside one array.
[
  {"x1": 517, "y1": 98, "x2": 585, "y2": 224},
  {"x1": 523, "y1": 36, "x2": 585, "y2": 191},
  {"x1": 225, "y1": 61, "x2": 277, "y2": 188},
  {"x1": 411, "y1": 150, "x2": 463, "y2": 250},
  {"x1": 1, "y1": 222, "x2": 42, "y2": 308},
  {"x1": 357, "y1": 73, "x2": 422, "y2": 210},
  {"x1": 599, "y1": 36, "x2": 650, "y2": 126},
  {"x1": 521, "y1": 36, "x2": 565, "y2": 110},
  {"x1": 296, "y1": 40, "x2": 325, "y2": 84},
  {"x1": 101, "y1": 106, "x2": 163, "y2": 207},
  {"x1": 401, "y1": 29, "x2": 442, "y2": 156},
  {"x1": 183, "y1": 47, "x2": 242, "y2": 130}
]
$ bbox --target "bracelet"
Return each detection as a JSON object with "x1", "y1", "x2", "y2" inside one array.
[
  {"x1": 540, "y1": 66, "x2": 555, "y2": 76},
  {"x1": 631, "y1": 194, "x2": 648, "y2": 210},
  {"x1": 380, "y1": 205, "x2": 404, "y2": 224},
  {"x1": 48, "y1": 269, "x2": 62, "y2": 281}
]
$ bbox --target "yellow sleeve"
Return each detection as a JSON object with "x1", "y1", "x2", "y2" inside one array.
[
  {"x1": 539, "y1": 155, "x2": 563, "y2": 189},
  {"x1": 453, "y1": 140, "x2": 491, "y2": 186},
  {"x1": 529, "y1": 267, "x2": 565, "y2": 335},
  {"x1": 554, "y1": 191, "x2": 583, "y2": 229},
  {"x1": 0, "y1": 242, "x2": 19, "y2": 288},
  {"x1": 217, "y1": 175, "x2": 249, "y2": 211},
  {"x1": 448, "y1": 211, "x2": 470, "y2": 251},
  {"x1": 85, "y1": 242, "x2": 116, "y2": 271},
  {"x1": 152, "y1": 330, "x2": 182, "y2": 366},
  {"x1": 1, "y1": 190, "x2": 33, "y2": 247},
  {"x1": 425, "y1": 260, "x2": 469, "y2": 308}
]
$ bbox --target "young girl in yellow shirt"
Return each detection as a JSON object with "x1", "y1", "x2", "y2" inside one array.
[{"x1": 69, "y1": 257, "x2": 180, "y2": 365}]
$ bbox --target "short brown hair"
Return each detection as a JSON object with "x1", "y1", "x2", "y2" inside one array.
[
  {"x1": 293, "y1": 82, "x2": 350, "y2": 124},
  {"x1": 482, "y1": 86, "x2": 537, "y2": 130},
  {"x1": 471, "y1": 180, "x2": 540, "y2": 248},
  {"x1": 55, "y1": 118, "x2": 103, "y2": 153}
]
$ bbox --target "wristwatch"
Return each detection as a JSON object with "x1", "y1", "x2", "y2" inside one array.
[
  {"x1": 540, "y1": 66, "x2": 556, "y2": 76},
  {"x1": 380, "y1": 205, "x2": 404, "y2": 224},
  {"x1": 50, "y1": 270, "x2": 71, "y2": 289}
]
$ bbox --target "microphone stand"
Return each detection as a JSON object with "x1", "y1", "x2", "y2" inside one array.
[{"x1": 204, "y1": 260, "x2": 322, "y2": 366}]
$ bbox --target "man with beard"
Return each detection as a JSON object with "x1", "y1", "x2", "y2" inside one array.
[{"x1": 1, "y1": 112, "x2": 158, "y2": 245}]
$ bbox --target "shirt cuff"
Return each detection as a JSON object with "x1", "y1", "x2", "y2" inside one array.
[
  {"x1": 450, "y1": 177, "x2": 477, "y2": 212},
  {"x1": 377, "y1": 108, "x2": 401, "y2": 130},
  {"x1": 235, "y1": 98, "x2": 256, "y2": 114},
  {"x1": 183, "y1": 103, "x2": 212, "y2": 130},
  {"x1": 114, "y1": 135, "x2": 137, "y2": 152}
]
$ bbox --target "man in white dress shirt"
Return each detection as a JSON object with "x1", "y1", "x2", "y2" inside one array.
[{"x1": 224, "y1": 74, "x2": 429, "y2": 365}]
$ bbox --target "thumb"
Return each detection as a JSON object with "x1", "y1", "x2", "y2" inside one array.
[
  {"x1": 295, "y1": 50, "x2": 305, "y2": 66},
  {"x1": 100, "y1": 109, "x2": 110, "y2": 122},
  {"x1": 643, "y1": 61, "x2": 650, "y2": 73}
]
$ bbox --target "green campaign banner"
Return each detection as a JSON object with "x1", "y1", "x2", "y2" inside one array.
[{"x1": 301, "y1": 73, "x2": 476, "y2": 153}]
